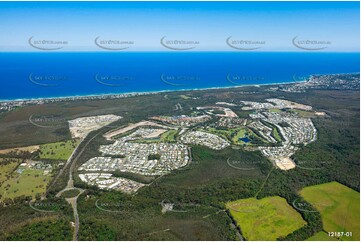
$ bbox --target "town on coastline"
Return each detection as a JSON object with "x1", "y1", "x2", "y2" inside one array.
[
  {"x1": 0, "y1": 72, "x2": 359, "y2": 193},
  {"x1": 1, "y1": 73, "x2": 359, "y2": 112}
]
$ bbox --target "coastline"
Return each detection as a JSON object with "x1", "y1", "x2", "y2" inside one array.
[
  {"x1": 0, "y1": 79, "x2": 306, "y2": 104},
  {"x1": 1, "y1": 71, "x2": 359, "y2": 104}
]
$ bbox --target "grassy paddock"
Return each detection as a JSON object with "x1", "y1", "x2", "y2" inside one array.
[
  {"x1": 38, "y1": 140, "x2": 80, "y2": 161},
  {"x1": 226, "y1": 196, "x2": 306, "y2": 241},
  {"x1": 300, "y1": 181, "x2": 360, "y2": 241},
  {"x1": 0, "y1": 169, "x2": 51, "y2": 201},
  {"x1": 306, "y1": 231, "x2": 337, "y2": 241},
  {"x1": 0, "y1": 158, "x2": 21, "y2": 185}
]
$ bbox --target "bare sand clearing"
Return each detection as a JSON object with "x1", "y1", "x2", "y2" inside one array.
[
  {"x1": 68, "y1": 114, "x2": 122, "y2": 139},
  {"x1": 197, "y1": 106, "x2": 238, "y2": 118},
  {"x1": 143, "y1": 129, "x2": 167, "y2": 138},
  {"x1": 268, "y1": 99, "x2": 313, "y2": 111},
  {"x1": 104, "y1": 121, "x2": 171, "y2": 140},
  {"x1": 290, "y1": 103, "x2": 312, "y2": 111},
  {"x1": 275, "y1": 157, "x2": 296, "y2": 170},
  {"x1": 222, "y1": 108, "x2": 239, "y2": 118},
  {"x1": 0, "y1": 145, "x2": 40, "y2": 154},
  {"x1": 315, "y1": 111, "x2": 326, "y2": 116}
]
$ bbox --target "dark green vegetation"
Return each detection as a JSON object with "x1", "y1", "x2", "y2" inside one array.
[
  {"x1": 0, "y1": 197, "x2": 72, "y2": 240},
  {"x1": 5, "y1": 218, "x2": 72, "y2": 241},
  {"x1": 78, "y1": 189, "x2": 241, "y2": 240},
  {"x1": 61, "y1": 189, "x2": 80, "y2": 198},
  {"x1": 111, "y1": 170, "x2": 156, "y2": 184},
  {"x1": 0, "y1": 82, "x2": 359, "y2": 240},
  {"x1": 148, "y1": 154, "x2": 161, "y2": 160}
]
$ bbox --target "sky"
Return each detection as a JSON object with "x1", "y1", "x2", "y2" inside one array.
[{"x1": 0, "y1": 1, "x2": 359, "y2": 52}]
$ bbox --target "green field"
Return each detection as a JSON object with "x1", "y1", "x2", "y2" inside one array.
[
  {"x1": 129, "y1": 129, "x2": 179, "y2": 143},
  {"x1": 271, "y1": 127, "x2": 282, "y2": 142},
  {"x1": 160, "y1": 129, "x2": 179, "y2": 142},
  {"x1": 226, "y1": 196, "x2": 306, "y2": 241},
  {"x1": 0, "y1": 158, "x2": 21, "y2": 185},
  {"x1": 269, "y1": 108, "x2": 281, "y2": 113},
  {"x1": 231, "y1": 128, "x2": 249, "y2": 145},
  {"x1": 306, "y1": 231, "x2": 337, "y2": 241},
  {"x1": 0, "y1": 169, "x2": 51, "y2": 201},
  {"x1": 288, "y1": 109, "x2": 315, "y2": 118},
  {"x1": 203, "y1": 127, "x2": 252, "y2": 145},
  {"x1": 38, "y1": 139, "x2": 80, "y2": 161},
  {"x1": 300, "y1": 182, "x2": 360, "y2": 241}
]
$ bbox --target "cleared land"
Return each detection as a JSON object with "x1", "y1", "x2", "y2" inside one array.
[
  {"x1": 269, "y1": 108, "x2": 281, "y2": 113},
  {"x1": 288, "y1": 109, "x2": 316, "y2": 118},
  {"x1": 104, "y1": 120, "x2": 172, "y2": 140},
  {"x1": 143, "y1": 128, "x2": 167, "y2": 138},
  {"x1": 160, "y1": 129, "x2": 179, "y2": 142},
  {"x1": 125, "y1": 129, "x2": 179, "y2": 144},
  {"x1": 179, "y1": 95, "x2": 191, "y2": 99},
  {"x1": 68, "y1": 114, "x2": 122, "y2": 139},
  {"x1": 226, "y1": 196, "x2": 306, "y2": 241},
  {"x1": 0, "y1": 169, "x2": 52, "y2": 201},
  {"x1": 300, "y1": 181, "x2": 360, "y2": 241},
  {"x1": 0, "y1": 145, "x2": 39, "y2": 155},
  {"x1": 306, "y1": 231, "x2": 337, "y2": 241},
  {"x1": 275, "y1": 157, "x2": 296, "y2": 170},
  {"x1": 38, "y1": 139, "x2": 80, "y2": 161},
  {"x1": 0, "y1": 158, "x2": 21, "y2": 184}
]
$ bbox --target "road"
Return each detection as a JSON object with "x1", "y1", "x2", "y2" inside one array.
[
  {"x1": 55, "y1": 131, "x2": 102, "y2": 241},
  {"x1": 65, "y1": 192, "x2": 84, "y2": 241},
  {"x1": 46, "y1": 137, "x2": 84, "y2": 195}
]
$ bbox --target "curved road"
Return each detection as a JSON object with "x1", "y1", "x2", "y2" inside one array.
[{"x1": 56, "y1": 131, "x2": 102, "y2": 240}]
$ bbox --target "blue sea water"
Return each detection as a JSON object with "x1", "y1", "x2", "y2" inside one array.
[{"x1": 0, "y1": 52, "x2": 359, "y2": 100}]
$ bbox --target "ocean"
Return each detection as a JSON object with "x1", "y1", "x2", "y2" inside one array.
[{"x1": 0, "y1": 52, "x2": 359, "y2": 100}]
